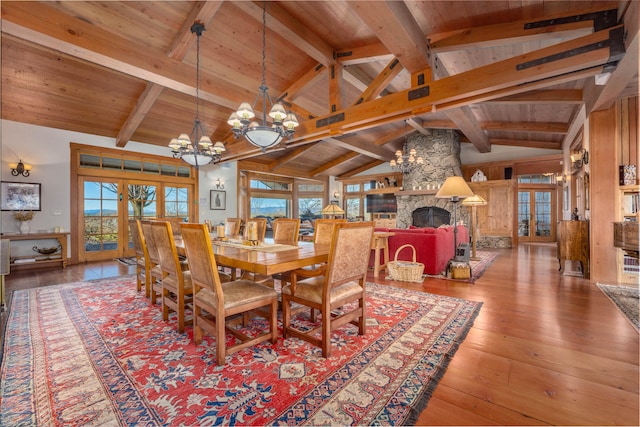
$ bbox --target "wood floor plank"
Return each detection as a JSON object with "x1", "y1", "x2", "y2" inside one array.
[{"x1": 2, "y1": 243, "x2": 639, "y2": 426}]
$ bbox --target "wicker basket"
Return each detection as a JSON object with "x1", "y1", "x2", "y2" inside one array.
[{"x1": 387, "y1": 244, "x2": 424, "y2": 283}]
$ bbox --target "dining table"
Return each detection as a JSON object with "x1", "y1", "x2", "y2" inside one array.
[{"x1": 175, "y1": 236, "x2": 331, "y2": 277}]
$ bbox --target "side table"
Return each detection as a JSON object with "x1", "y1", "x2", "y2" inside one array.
[{"x1": 371, "y1": 232, "x2": 394, "y2": 278}]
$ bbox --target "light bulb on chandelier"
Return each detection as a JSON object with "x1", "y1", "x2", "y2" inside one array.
[{"x1": 228, "y1": 1, "x2": 299, "y2": 152}]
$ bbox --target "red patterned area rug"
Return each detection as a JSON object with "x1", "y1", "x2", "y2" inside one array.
[{"x1": 0, "y1": 276, "x2": 481, "y2": 426}]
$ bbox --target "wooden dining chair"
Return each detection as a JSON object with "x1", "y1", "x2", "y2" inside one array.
[
  {"x1": 225, "y1": 218, "x2": 242, "y2": 237},
  {"x1": 280, "y1": 218, "x2": 347, "y2": 287},
  {"x1": 272, "y1": 218, "x2": 300, "y2": 243},
  {"x1": 312, "y1": 218, "x2": 347, "y2": 244},
  {"x1": 140, "y1": 220, "x2": 164, "y2": 303},
  {"x1": 180, "y1": 223, "x2": 278, "y2": 365},
  {"x1": 282, "y1": 221, "x2": 375, "y2": 358},
  {"x1": 128, "y1": 219, "x2": 150, "y2": 296},
  {"x1": 152, "y1": 221, "x2": 193, "y2": 333}
]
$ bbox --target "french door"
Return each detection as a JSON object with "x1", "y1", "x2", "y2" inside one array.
[
  {"x1": 78, "y1": 178, "x2": 191, "y2": 262},
  {"x1": 517, "y1": 189, "x2": 556, "y2": 242}
]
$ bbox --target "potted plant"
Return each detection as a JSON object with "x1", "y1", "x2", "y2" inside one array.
[{"x1": 13, "y1": 210, "x2": 35, "y2": 234}]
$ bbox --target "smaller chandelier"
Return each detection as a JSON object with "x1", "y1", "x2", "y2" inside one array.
[
  {"x1": 390, "y1": 142, "x2": 423, "y2": 174},
  {"x1": 228, "y1": 2, "x2": 299, "y2": 152},
  {"x1": 169, "y1": 22, "x2": 225, "y2": 167}
]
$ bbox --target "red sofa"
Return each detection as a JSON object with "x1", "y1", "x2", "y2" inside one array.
[{"x1": 372, "y1": 225, "x2": 469, "y2": 276}]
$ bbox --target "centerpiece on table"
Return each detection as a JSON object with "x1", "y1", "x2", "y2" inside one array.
[{"x1": 13, "y1": 210, "x2": 35, "y2": 234}]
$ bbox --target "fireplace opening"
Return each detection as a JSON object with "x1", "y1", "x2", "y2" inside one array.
[{"x1": 412, "y1": 206, "x2": 450, "y2": 228}]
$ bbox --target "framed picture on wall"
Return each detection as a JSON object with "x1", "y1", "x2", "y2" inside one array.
[
  {"x1": 1, "y1": 181, "x2": 42, "y2": 211},
  {"x1": 210, "y1": 190, "x2": 226, "y2": 210}
]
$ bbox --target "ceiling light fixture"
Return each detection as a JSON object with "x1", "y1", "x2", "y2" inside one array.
[
  {"x1": 227, "y1": 1, "x2": 299, "y2": 152},
  {"x1": 389, "y1": 123, "x2": 423, "y2": 174},
  {"x1": 169, "y1": 22, "x2": 225, "y2": 167}
]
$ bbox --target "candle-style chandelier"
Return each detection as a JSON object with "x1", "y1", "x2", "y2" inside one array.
[
  {"x1": 169, "y1": 22, "x2": 225, "y2": 167},
  {"x1": 390, "y1": 127, "x2": 423, "y2": 174},
  {"x1": 227, "y1": 1, "x2": 299, "y2": 152}
]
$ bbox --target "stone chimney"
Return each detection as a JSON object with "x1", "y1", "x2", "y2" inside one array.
[{"x1": 396, "y1": 129, "x2": 469, "y2": 228}]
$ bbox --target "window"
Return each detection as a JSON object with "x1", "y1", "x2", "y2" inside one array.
[{"x1": 518, "y1": 174, "x2": 554, "y2": 184}]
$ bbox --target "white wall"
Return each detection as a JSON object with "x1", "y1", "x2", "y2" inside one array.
[{"x1": 0, "y1": 120, "x2": 238, "y2": 238}]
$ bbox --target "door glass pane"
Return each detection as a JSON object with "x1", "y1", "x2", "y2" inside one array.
[
  {"x1": 534, "y1": 191, "x2": 551, "y2": 236},
  {"x1": 346, "y1": 197, "x2": 361, "y2": 221},
  {"x1": 128, "y1": 184, "x2": 157, "y2": 219},
  {"x1": 165, "y1": 186, "x2": 189, "y2": 219},
  {"x1": 83, "y1": 181, "x2": 119, "y2": 252},
  {"x1": 517, "y1": 191, "x2": 531, "y2": 237}
]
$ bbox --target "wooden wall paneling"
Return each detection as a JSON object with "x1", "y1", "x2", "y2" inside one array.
[
  {"x1": 589, "y1": 105, "x2": 619, "y2": 283},
  {"x1": 469, "y1": 180, "x2": 515, "y2": 239}
]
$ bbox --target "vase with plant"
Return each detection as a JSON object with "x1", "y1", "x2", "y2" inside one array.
[{"x1": 13, "y1": 210, "x2": 35, "y2": 234}]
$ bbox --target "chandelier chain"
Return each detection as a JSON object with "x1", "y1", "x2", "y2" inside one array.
[{"x1": 227, "y1": 0, "x2": 299, "y2": 152}]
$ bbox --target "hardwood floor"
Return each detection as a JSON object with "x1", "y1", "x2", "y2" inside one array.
[{"x1": 1, "y1": 244, "x2": 638, "y2": 426}]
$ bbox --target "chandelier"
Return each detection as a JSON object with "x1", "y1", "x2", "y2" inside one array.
[
  {"x1": 227, "y1": 2, "x2": 299, "y2": 152},
  {"x1": 169, "y1": 22, "x2": 225, "y2": 167},
  {"x1": 390, "y1": 142, "x2": 423, "y2": 174}
]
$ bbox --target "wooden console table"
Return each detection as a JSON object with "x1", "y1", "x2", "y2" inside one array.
[
  {"x1": 557, "y1": 220, "x2": 589, "y2": 279},
  {"x1": 2, "y1": 232, "x2": 70, "y2": 271}
]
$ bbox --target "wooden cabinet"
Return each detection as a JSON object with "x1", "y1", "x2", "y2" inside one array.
[
  {"x1": 557, "y1": 220, "x2": 589, "y2": 278},
  {"x1": 616, "y1": 185, "x2": 639, "y2": 283},
  {"x1": 469, "y1": 180, "x2": 515, "y2": 245},
  {"x1": 373, "y1": 213, "x2": 396, "y2": 228},
  {"x1": 3, "y1": 232, "x2": 70, "y2": 271}
]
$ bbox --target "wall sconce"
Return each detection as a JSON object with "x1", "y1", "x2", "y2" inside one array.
[
  {"x1": 215, "y1": 178, "x2": 224, "y2": 189},
  {"x1": 332, "y1": 191, "x2": 340, "y2": 199},
  {"x1": 10, "y1": 160, "x2": 32, "y2": 177},
  {"x1": 571, "y1": 148, "x2": 589, "y2": 169},
  {"x1": 556, "y1": 173, "x2": 564, "y2": 185}
]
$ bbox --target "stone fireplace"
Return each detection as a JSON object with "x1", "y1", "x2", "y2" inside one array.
[
  {"x1": 412, "y1": 206, "x2": 450, "y2": 228},
  {"x1": 395, "y1": 129, "x2": 469, "y2": 229}
]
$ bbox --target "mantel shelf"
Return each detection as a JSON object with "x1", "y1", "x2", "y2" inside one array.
[{"x1": 395, "y1": 189, "x2": 438, "y2": 196}]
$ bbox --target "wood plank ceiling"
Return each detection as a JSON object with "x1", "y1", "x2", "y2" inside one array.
[{"x1": 1, "y1": 1, "x2": 637, "y2": 179}]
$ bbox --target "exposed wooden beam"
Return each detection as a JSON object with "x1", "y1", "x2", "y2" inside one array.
[
  {"x1": 482, "y1": 121, "x2": 569, "y2": 134},
  {"x1": 335, "y1": 43, "x2": 393, "y2": 65},
  {"x1": 489, "y1": 139, "x2": 563, "y2": 150},
  {"x1": 310, "y1": 151, "x2": 360, "y2": 176},
  {"x1": 240, "y1": 1, "x2": 335, "y2": 67},
  {"x1": 323, "y1": 137, "x2": 394, "y2": 161},
  {"x1": 338, "y1": 160, "x2": 385, "y2": 178},
  {"x1": 428, "y1": 8, "x2": 615, "y2": 52},
  {"x1": 446, "y1": 108, "x2": 491, "y2": 152},
  {"x1": 0, "y1": 4, "x2": 244, "y2": 109},
  {"x1": 116, "y1": 1, "x2": 223, "y2": 147},
  {"x1": 349, "y1": 1, "x2": 430, "y2": 73},
  {"x1": 116, "y1": 84, "x2": 165, "y2": 147},
  {"x1": 279, "y1": 63, "x2": 326, "y2": 102},
  {"x1": 483, "y1": 89, "x2": 584, "y2": 104},
  {"x1": 586, "y1": 1, "x2": 638, "y2": 113},
  {"x1": 352, "y1": 58, "x2": 404, "y2": 106},
  {"x1": 268, "y1": 143, "x2": 317, "y2": 171},
  {"x1": 437, "y1": 67, "x2": 603, "y2": 114},
  {"x1": 405, "y1": 118, "x2": 432, "y2": 137}
]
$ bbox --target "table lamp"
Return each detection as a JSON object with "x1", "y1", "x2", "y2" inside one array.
[
  {"x1": 321, "y1": 202, "x2": 345, "y2": 219},
  {"x1": 462, "y1": 194, "x2": 487, "y2": 260},
  {"x1": 435, "y1": 176, "x2": 475, "y2": 263}
]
